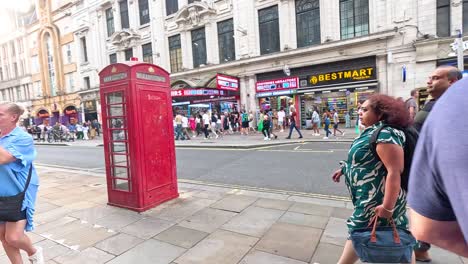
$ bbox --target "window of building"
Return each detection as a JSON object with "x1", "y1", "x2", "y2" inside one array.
[
  {"x1": 66, "y1": 73, "x2": 75, "y2": 93},
  {"x1": 84, "y1": 76, "x2": 91, "y2": 90},
  {"x1": 81, "y1": 37, "x2": 88, "y2": 62},
  {"x1": 106, "y1": 7, "x2": 115, "y2": 37},
  {"x1": 20, "y1": 59, "x2": 25, "y2": 76},
  {"x1": 63, "y1": 44, "x2": 72, "y2": 64},
  {"x1": 34, "y1": 82, "x2": 42, "y2": 98},
  {"x1": 124, "y1": 48, "x2": 133, "y2": 60},
  {"x1": 218, "y1": 18, "x2": 235, "y2": 63},
  {"x1": 437, "y1": 0, "x2": 450, "y2": 37},
  {"x1": 340, "y1": 0, "x2": 369, "y2": 40},
  {"x1": 46, "y1": 34, "x2": 57, "y2": 96},
  {"x1": 13, "y1": 63, "x2": 18, "y2": 78},
  {"x1": 32, "y1": 56, "x2": 39, "y2": 73},
  {"x1": 296, "y1": 0, "x2": 321, "y2": 47},
  {"x1": 188, "y1": 0, "x2": 201, "y2": 3},
  {"x1": 166, "y1": 0, "x2": 178, "y2": 16},
  {"x1": 10, "y1": 41, "x2": 15, "y2": 56},
  {"x1": 16, "y1": 87, "x2": 21, "y2": 101},
  {"x1": 120, "y1": 0, "x2": 130, "y2": 29},
  {"x1": 1, "y1": 90, "x2": 6, "y2": 101},
  {"x1": 191, "y1": 27, "x2": 207, "y2": 68},
  {"x1": 464, "y1": 0, "x2": 468, "y2": 34},
  {"x1": 139, "y1": 0, "x2": 150, "y2": 25},
  {"x1": 18, "y1": 39, "x2": 24, "y2": 53},
  {"x1": 169, "y1": 34, "x2": 182, "y2": 73},
  {"x1": 142, "y1": 43, "x2": 153, "y2": 63},
  {"x1": 109, "y1": 53, "x2": 117, "y2": 64},
  {"x1": 259, "y1": 5, "x2": 280, "y2": 55}
]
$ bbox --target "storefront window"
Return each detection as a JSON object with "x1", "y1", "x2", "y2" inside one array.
[{"x1": 296, "y1": 0, "x2": 321, "y2": 47}]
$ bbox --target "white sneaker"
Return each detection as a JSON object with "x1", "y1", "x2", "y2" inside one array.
[
  {"x1": 216, "y1": 135, "x2": 219, "y2": 139},
  {"x1": 342, "y1": 132, "x2": 346, "y2": 136},
  {"x1": 280, "y1": 130, "x2": 284, "y2": 132},
  {"x1": 29, "y1": 246, "x2": 44, "y2": 264},
  {"x1": 264, "y1": 137, "x2": 268, "y2": 140},
  {"x1": 323, "y1": 137, "x2": 329, "y2": 139}
]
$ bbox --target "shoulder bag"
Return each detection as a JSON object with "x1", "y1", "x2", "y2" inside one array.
[
  {"x1": 0, "y1": 165, "x2": 33, "y2": 222},
  {"x1": 350, "y1": 216, "x2": 416, "y2": 263}
]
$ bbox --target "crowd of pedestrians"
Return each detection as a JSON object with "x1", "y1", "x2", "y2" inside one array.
[
  {"x1": 26, "y1": 119, "x2": 101, "y2": 142},
  {"x1": 172, "y1": 101, "x2": 352, "y2": 141}
]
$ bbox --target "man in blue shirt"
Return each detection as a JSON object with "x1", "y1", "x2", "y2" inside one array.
[{"x1": 408, "y1": 77, "x2": 468, "y2": 257}]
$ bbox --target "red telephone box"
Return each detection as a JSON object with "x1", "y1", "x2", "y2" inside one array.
[{"x1": 99, "y1": 62, "x2": 178, "y2": 212}]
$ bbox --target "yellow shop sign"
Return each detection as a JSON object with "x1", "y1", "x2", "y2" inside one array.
[{"x1": 309, "y1": 67, "x2": 375, "y2": 85}]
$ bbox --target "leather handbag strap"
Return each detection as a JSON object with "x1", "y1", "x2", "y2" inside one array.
[
  {"x1": 20, "y1": 165, "x2": 33, "y2": 195},
  {"x1": 369, "y1": 216, "x2": 401, "y2": 244}
]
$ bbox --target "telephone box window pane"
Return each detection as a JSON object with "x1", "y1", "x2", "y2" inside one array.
[
  {"x1": 112, "y1": 154, "x2": 128, "y2": 166},
  {"x1": 109, "y1": 117, "x2": 126, "y2": 129},
  {"x1": 112, "y1": 166, "x2": 128, "y2": 178},
  {"x1": 112, "y1": 129, "x2": 127, "y2": 140},
  {"x1": 107, "y1": 92, "x2": 124, "y2": 104},
  {"x1": 111, "y1": 142, "x2": 127, "y2": 153},
  {"x1": 114, "y1": 179, "x2": 129, "y2": 191},
  {"x1": 108, "y1": 104, "x2": 124, "y2": 116}
]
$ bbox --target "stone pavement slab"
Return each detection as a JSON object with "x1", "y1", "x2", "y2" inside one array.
[
  {"x1": 278, "y1": 212, "x2": 329, "y2": 229},
  {"x1": 240, "y1": 250, "x2": 308, "y2": 264},
  {"x1": 174, "y1": 229, "x2": 258, "y2": 264},
  {"x1": 253, "y1": 198, "x2": 294, "y2": 211},
  {"x1": 107, "y1": 239, "x2": 186, "y2": 264},
  {"x1": 120, "y1": 217, "x2": 174, "y2": 239},
  {"x1": 320, "y1": 217, "x2": 348, "y2": 247},
  {"x1": 210, "y1": 194, "x2": 258, "y2": 213},
  {"x1": 94, "y1": 233, "x2": 144, "y2": 256},
  {"x1": 178, "y1": 208, "x2": 238, "y2": 233},
  {"x1": 288, "y1": 202, "x2": 334, "y2": 217},
  {"x1": 53, "y1": 247, "x2": 114, "y2": 264},
  {"x1": 254, "y1": 222, "x2": 323, "y2": 263},
  {"x1": 154, "y1": 226, "x2": 209, "y2": 249},
  {"x1": 147, "y1": 197, "x2": 217, "y2": 223},
  {"x1": 221, "y1": 206, "x2": 284, "y2": 237}
]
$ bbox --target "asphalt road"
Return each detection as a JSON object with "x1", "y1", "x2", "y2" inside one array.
[{"x1": 35, "y1": 142, "x2": 351, "y2": 197}]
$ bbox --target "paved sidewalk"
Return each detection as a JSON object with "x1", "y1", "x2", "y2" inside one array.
[
  {"x1": 34, "y1": 128, "x2": 357, "y2": 149},
  {"x1": 2, "y1": 166, "x2": 466, "y2": 264}
]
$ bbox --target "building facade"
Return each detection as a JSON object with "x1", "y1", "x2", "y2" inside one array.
[{"x1": 2, "y1": 0, "x2": 465, "y2": 127}]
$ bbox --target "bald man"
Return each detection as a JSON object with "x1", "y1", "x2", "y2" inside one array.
[
  {"x1": 411, "y1": 65, "x2": 462, "y2": 262},
  {"x1": 413, "y1": 66, "x2": 462, "y2": 132}
]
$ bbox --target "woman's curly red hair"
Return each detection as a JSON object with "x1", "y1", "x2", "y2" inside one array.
[{"x1": 367, "y1": 94, "x2": 412, "y2": 127}]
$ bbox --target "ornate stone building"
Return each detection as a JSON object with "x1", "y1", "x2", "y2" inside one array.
[{"x1": 28, "y1": 0, "x2": 82, "y2": 125}]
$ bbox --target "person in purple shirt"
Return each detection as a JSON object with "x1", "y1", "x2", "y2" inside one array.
[{"x1": 408, "y1": 77, "x2": 468, "y2": 257}]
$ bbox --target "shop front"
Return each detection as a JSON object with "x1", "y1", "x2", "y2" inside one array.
[
  {"x1": 35, "y1": 109, "x2": 50, "y2": 125},
  {"x1": 171, "y1": 74, "x2": 240, "y2": 116},
  {"x1": 256, "y1": 56, "x2": 378, "y2": 128},
  {"x1": 63, "y1": 105, "x2": 79, "y2": 124},
  {"x1": 255, "y1": 77, "x2": 299, "y2": 113}
]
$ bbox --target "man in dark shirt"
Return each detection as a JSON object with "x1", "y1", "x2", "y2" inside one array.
[
  {"x1": 414, "y1": 66, "x2": 462, "y2": 132},
  {"x1": 408, "y1": 77, "x2": 468, "y2": 258},
  {"x1": 411, "y1": 65, "x2": 462, "y2": 261},
  {"x1": 285, "y1": 105, "x2": 303, "y2": 139}
]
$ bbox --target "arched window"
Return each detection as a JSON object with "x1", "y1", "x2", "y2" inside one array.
[{"x1": 45, "y1": 34, "x2": 56, "y2": 96}]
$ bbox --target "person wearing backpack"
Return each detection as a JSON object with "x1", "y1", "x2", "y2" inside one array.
[{"x1": 331, "y1": 94, "x2": 415, "y2": 264}]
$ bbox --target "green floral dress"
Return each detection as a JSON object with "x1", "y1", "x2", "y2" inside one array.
[{"x1": 341, "y1": 121, "x2": 409, "y2": 232}]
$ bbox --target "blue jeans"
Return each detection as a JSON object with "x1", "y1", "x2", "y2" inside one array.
[
  {"x1": 324, "y1": 123, "x2": 331, "y2": 137},
  {"x1": 288, "y1": 122, "x2": 303, "y2": 138},
  {"x1": 175, "y1": 125, "x2": 183, "y2": 139}
]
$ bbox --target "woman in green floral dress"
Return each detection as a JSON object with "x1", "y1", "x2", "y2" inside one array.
[{"x1": 331, "y1": 94, "x2": 414, "y2": 264}]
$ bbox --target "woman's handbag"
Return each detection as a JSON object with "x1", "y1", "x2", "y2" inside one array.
[
  {"x1": 350, "y1": 216, "x2": 416, "y2": 263},
  {"x1": 0, "y1": 165, "x2": 33, "y2": 222}
]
